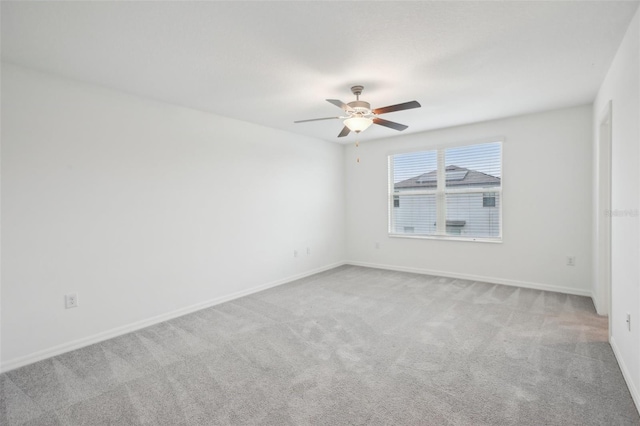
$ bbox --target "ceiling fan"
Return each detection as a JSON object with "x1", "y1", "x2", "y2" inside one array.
[{"x1": 294, "y1": 85, "x2": 421, "y2": 138}]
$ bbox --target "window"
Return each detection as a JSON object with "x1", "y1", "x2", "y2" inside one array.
[
  {"x1": 389, "y1": 141, "x2": 502, "y2": 240},
  {"x1": 483, "y1": 193, "x2": 496, "y2": 208}
]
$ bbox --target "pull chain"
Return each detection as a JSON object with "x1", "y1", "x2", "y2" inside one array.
[{"x1": 356, "y1": 139, "x2": 360, "y2": 163}]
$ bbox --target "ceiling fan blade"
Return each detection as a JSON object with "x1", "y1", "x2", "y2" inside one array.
[
  {"x1": 294, "y1": 117, "x2": 340, "y2": 123},
  {"x1": 373, "y1": 117, "x2": 408, "y2": 131},
  {"x1": 373, "y1": 100, "x2": 421, "y2": 115},
  {"x1": 337, "y1": 126, "x2": 351, "y2": 137},
  {"x1": 326, "y1": 99, "x2": 354, "y2": 112}
]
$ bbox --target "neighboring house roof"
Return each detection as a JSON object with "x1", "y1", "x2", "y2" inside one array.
[{"x1": 394, "y1": 165, "x2": 501, "y2": 190}]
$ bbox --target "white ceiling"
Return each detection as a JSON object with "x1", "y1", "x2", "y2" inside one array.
[{"x1": 2, "y1": 1, "x2": 638, "y2": 143}]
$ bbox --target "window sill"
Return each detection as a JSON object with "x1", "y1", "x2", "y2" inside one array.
[{"x1": 388, "y1": 233, "x2": 502, "y2": 243}]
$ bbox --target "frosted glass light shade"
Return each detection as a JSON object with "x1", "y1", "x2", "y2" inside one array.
[{"x1": 344, "y1": 117, "x2": 373, "y2": 133}]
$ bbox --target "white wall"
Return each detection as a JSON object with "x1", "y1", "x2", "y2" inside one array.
[
  {"x1": 593, "y1": 7, "x2": 640, "y2": 408},
  {"x1": 0, "y1": 63, "x2": 345, "y2": 370},
  {"x1": 345, "y1": 105, "x2": 593, "y2": 296}
]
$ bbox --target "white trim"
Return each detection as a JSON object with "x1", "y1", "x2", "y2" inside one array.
[
  {"x1": 386, "y1": 135, "x2": 506, "y2": 157},
  {"x1": 591, "y1": 292, "x2": 602, "y2": 313},
  {"x1": 346, "y1": 260, "x2": 593, "y2": 297},
  {"x1": 594, "y1": 100, "x2": 613, "y2": 318},
  {"x1": 388, "y1": 234, "x2": 502, "y2": 244},
  {"x1": 436, "y1": 148, "x2": 446, "y2": 235},
  {"x1": 0, "y1": 262, "x2": 345, "y2": 373},
  {"x1": 610, "y1": 336, "x2": 640, "y2": 415},
  {"x1": 390, "y1": 187, "x2": 503, "y2": 196}
]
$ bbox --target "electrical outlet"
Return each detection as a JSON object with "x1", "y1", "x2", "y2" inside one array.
[
  {"x1": 626, "y1": 313, "x2": 631, "y2": 331},
  {"x1": 566, "y1": 256, "x2": 576, "y2": 266},
  {"x1": 375, "y1": 242, "x2": 380, "y2": 249},
  {"x1": 293, "y1": 250, "x2": 298, "y2": 258},
  {"x1": 65, "y1": 293, "x2": 78, "y2": 309},
  {"x1": 306, "y1": 247, "x2": 311, "y2": 255}
]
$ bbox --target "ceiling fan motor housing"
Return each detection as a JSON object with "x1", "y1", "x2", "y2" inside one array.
[{"x1": 347, "y1": 100, "x2": 371, "y2": 115}]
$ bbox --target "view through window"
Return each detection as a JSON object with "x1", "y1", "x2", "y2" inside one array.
[{"x1": 389, "y1": 141, "x2": 502, "y2": 240}]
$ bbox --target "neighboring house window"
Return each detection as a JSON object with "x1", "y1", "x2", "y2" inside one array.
[
  {"x1": 483, "y1": 193, "x2": 496, "y2": 207},
  {"x1": 389, "y1": 141, "x2": 502, "y2": 240}
]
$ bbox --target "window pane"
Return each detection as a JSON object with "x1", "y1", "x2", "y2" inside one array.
[
  {"x1": 444, "y1": 142, "x2": 501, "y2": 189},
  {"x1": 393, "y1": 150, "x2": 437, "y2": 192},
  {"x1": 446, "y1": 192, "x2": 501, "y2": 237},
  {"x1": 391, "y1": 194, "x2": 436, "y2": 235}
]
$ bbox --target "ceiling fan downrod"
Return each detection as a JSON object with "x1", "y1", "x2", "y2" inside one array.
[{"x1": 351, "y1": 85, "x2": 364, "y2": 101}]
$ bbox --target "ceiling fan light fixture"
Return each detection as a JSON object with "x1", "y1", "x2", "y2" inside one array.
[{"x1": 344, "y1": 116, "x2": 373, "y2": 133}]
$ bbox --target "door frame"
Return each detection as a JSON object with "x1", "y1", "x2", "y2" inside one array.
[{"x1": 595, "y1": 101, "x2": 612, "y2": 331}]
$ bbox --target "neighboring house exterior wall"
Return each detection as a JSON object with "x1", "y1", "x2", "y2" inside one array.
[
  {"x1": 392, "y1": 192, "x2": 501, "y2": 237},
  {"x1": 391, "y1": 165, "x2": 501, "y2": 237}
]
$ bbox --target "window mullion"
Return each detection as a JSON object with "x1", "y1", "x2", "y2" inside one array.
[{"x1": 436, "y1": 149, "x2": 446, "y2": 235}]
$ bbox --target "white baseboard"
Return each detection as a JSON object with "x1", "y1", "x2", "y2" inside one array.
[
  {"x1": 591, "y1": 291, "x2": 609, "y2": 316},
  {"x1": 0, "y1": 262, "x2": 345, "y2": 373},
  {"x1": 610, "y1": 336, "x2": 640, "y2": 415},
  {"x1": 346, "y1": 260, "x2": 593, "y2": 297},
  {"x1": 592, "y1": 292, "x2": 601, "y2": 313}
]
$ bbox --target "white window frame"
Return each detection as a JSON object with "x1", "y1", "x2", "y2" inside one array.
[{"x1": 388, "y1": 138, "x2": 503, "y2": 243}]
